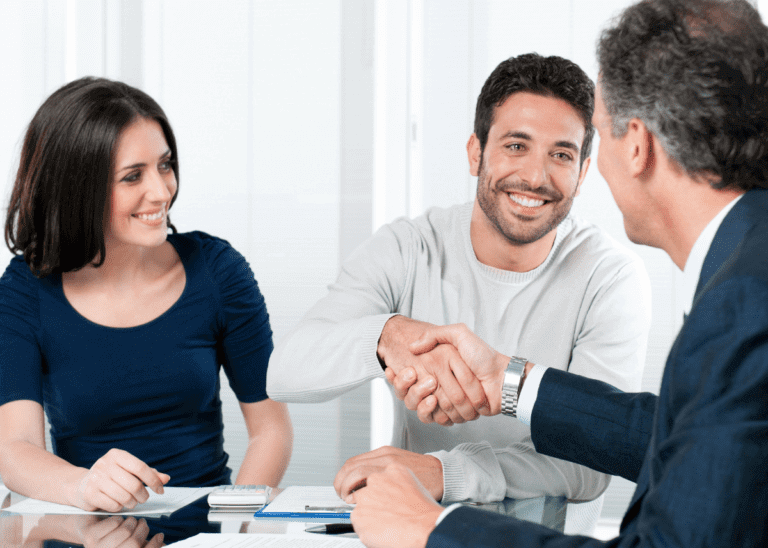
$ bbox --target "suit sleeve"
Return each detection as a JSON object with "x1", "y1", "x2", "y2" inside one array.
[
  {"x1": 266, "y1": 223, "x2": 412, "y2": 403},
  {"x1": 429, "y1": 506, "x2": 606, "y2": 548},
  {"x1": 435, "y1": 258, "x2": 652, "y2": 502},
  {"x1": 531, "y1": 369, "x2": 656, "y2": 482},
  {"x1": 431, "y1": 276, "x2": 768, "y2": 548}
]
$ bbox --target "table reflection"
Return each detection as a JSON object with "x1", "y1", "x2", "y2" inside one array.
[{"x1": 0, "y1": 489, "x2": 566, "y2": 546}]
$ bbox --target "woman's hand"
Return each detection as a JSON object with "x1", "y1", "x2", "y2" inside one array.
[
  {"x1": 74, "y1": 449, "x2": 170, "y2": 512},
  {"x1": 27, "y1": 514, "x2": 164, "y2": 548},
  {"x1": 80, "y1": 516, "x2": 165, "y2": 548}
]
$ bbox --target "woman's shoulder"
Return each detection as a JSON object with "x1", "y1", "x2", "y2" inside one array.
[
  {"x1": 0, "y1": 255, "x2": 43, "y2": 327},
  {"x1": 0, "y1": 254, "x2": 42, "y2": 291},
  {"x1": 169, "y1": 231, "x2": 252, "y2": 281},
  {"x1": 170, "y1": 230, "x2": 230, "y2": 245},
  {"x1": 169, "y1": 230, "x2": 236, "y2": 261}
]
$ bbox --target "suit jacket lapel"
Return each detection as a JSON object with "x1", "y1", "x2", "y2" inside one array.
[{"x1": 695, "y1": 189, "x2": 767, "y2": 298}]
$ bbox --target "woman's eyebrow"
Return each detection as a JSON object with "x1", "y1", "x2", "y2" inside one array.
[{"x1": 117, "y1": 149, "x2": 172, "y2": 172}]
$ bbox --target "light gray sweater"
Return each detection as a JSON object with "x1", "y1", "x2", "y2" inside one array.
[{"x1": 268, "y1": 202, "x2": 651, "y2": 502}]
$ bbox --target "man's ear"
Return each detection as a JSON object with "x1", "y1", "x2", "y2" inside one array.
[
  {"x1": 467, "y1": 134, "x2": 481, "y2": 177},
  {"x1": 626, "y1": 119, "x2": 654, "y2": 178},
  {"x1": 574, "y1": 156, "x2": 591, "y2": 197}
]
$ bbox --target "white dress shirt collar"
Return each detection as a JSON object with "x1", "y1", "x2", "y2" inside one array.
[{"x1": 680, "y1": 194, "x2": 744, "y2": 316}]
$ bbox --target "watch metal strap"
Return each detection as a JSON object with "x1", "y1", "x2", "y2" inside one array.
[{"x1": 501, "y1": 356, "x2": 527, "y2": 417}]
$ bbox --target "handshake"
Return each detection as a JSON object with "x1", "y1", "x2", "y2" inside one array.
[{"x1": 377, "y1": 315, "x2": 530, "y2": 426}]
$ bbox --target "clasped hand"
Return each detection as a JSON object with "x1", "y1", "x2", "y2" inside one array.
[
  {"x1": 383, "y1": 321, "x2": 509, "y2": 424},
  {"x1": 379, "y1": 317, "x2": 492, "y2": 425}
]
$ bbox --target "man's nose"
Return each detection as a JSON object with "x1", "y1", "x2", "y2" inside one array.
[{"x1": 516, "y1": 153, "x2": 548, "y2": 188}]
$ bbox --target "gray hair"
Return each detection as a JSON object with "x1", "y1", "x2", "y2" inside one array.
[{"x1": 598, "y1": 0, "x2": 768, "y2": 191}]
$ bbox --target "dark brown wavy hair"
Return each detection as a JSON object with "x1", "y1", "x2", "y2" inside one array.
[
  {"x1": 474, "y1": 53, "x2": 595, "y2": 167},
  {"x1": 5, "y1": 77, "x2": 179, "y2": 277}
]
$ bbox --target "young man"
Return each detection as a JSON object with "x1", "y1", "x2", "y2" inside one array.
[
  {"x1": 267, "y1": 54, "x2": 650, "y2": 528},
  {"x1": 352, "y1": 1, "x2": 768, "y2": 547}
]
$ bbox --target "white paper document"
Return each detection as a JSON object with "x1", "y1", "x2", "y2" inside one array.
[
  {"x1": 2, "y1": 486, "x2": 215, "y2": 516},
  {"x1": 173, "y1": 533, "x2": 364, "y2": 547},
  {"x1": 263, "y1": 486, "x2": 354, "y2": 514}
]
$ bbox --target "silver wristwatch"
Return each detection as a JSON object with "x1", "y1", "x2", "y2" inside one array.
[{"x1": 501, "y1": 356, "x2": 528, "y2": 417}]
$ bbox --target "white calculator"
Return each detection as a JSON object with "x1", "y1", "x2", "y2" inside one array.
[{"x1": 207, "y1": 484, "x2": 272, "y2": 510}]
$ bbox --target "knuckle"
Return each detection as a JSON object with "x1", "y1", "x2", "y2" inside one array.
[
  {"x1": 126, "y1": 474, "x2": 143, "y2": 489},
  {"x1": 117, "y1": 492, "x2": 134, "y2": 506},
  {"x1": 469, "y1": 393, "x2": 485, "y2": 408},
  {"x1": 89, "y1": 471, "x2": 106, "y2": 485}
]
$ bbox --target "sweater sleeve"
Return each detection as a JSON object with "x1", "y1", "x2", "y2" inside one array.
[
  {"x1": 266, "y1": 222, "x2": 414, "y2": 403},
  {"x1": 200, "y1": 233, "x2": 273, "y2": 403},
  {"x1": 0, "y1": 257, "x2": 44, "y2": 407},
  {"x1": 434, "y1": 257, "x2": 652, "y2": 502},
  {"x1": 433, "y1": 440, "x2": 611, "y2": 502}
]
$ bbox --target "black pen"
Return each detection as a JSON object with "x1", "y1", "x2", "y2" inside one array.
[{"x1": 305, "y1": 523, "x2": 355, "y2": 535}]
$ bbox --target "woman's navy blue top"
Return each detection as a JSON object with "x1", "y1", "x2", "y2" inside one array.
[{"x1": 0, "y1": 231, "x2": 273, "y2": 486}]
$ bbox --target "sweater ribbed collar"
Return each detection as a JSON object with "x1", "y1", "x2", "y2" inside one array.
[{"x1": 462, "y1": 202, "x2": 570, "y2": 285}]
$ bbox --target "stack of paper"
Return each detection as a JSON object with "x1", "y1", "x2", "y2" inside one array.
[
  {"x1": 1, "y1": 486, "x2": 215, "y2": 516},
  {"x1": 255, "y1": 486, "x2": 354, "y2": 519}
]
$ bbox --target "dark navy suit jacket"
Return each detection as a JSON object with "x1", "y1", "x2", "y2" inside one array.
[{"x1": 429, "y1": 189, "x2": 768, "y2": 547}]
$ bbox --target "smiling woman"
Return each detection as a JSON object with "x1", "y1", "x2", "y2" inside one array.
[
  {"x1": 108, "y1": 119, "x2": 177, "y2": 248},
  {"x1": 0, "y1": 77, "x2": 292, "y2": 512}
]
